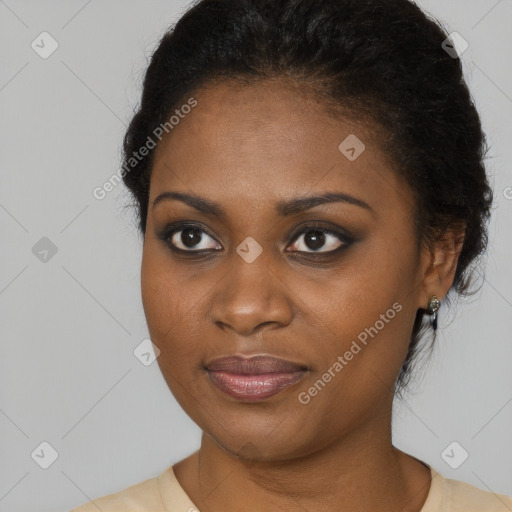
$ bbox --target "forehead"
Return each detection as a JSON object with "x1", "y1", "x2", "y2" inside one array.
[{"x1": 150, "y1": 80, "x2": 411, "y2": 218}]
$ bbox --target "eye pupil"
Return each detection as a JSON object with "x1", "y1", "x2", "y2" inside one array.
[
  {"x1": 305, "y1": 230, "x2": 325, "y2": 250},
  {"x1": 182, "y1": 227, "x2": 202, "y2": 247}
]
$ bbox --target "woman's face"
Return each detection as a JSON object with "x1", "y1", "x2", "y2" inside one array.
[{"x1": 141, "y1": 80, "x2": 434, "y2": 461}]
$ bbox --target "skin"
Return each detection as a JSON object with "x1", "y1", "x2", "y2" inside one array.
[{"x1": 140, "y1": 78, "x2": 465, "y2": 512}]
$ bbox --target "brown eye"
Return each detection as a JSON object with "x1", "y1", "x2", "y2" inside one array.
[
  {"x1": 171, "y1": 227, "x2": 220, "y2": 251},
  {"x1": 164, "y1": 225, "x2": 222, "y2": 252},
  {"x1": 288, "y1": 227, "x2": 348, "y2": 254},
  {"x1": 175, "y1": 227, "x2": 204, "y2": 248}
]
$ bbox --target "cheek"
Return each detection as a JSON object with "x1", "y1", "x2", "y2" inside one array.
[
  {"x1": 302, "y1": 279, "x2": 407, "y2": 373},
  {"x1": 141, "y1": 252, "x2": 217, "y2": 423},
  {"x1": 140, "y1": 248, "x2": 209, "y2": 367},
  {"x1": 301, "y1": 238, "x2": 417, "y2": 376},
  {"x1": 141, "y1": 254, "x2": 172, "y2": 336},
  {"x1": 290, "y1": 273, "x2": 411, "y2": 429}
]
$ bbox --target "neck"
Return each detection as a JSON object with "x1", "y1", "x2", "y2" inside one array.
[{"x1": 177, "y1": 405, "x2": 431, "y2": 512}]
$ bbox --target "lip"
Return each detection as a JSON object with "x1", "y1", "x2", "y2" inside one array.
[
  {"x1": 206, "y1": 355, "x2": 308, "y2": 401},
  {"x1": 206, "y1": 354, "x2": 307, "y2": 374}
]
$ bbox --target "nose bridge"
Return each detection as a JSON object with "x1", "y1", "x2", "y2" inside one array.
[{"x1": 209, "y1": 247, "x2": 292, "y2": 335}]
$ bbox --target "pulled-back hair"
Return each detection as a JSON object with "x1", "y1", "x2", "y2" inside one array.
[{"x1": 121, "y1": 0, "x2": 493, "y2": 396}]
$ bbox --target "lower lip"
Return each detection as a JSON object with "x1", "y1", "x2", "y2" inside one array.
[{"x1": 207, "y1": 370, "x2": 306, "y2": 401}]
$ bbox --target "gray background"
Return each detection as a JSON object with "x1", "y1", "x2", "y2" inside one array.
[{"x1": 0, "y1": 1, "x2": 511, "y2": 510}]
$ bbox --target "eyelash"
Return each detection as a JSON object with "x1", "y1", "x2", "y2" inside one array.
[{"x1": 157, "y1": 221, "x2": 354, "y2": 259}]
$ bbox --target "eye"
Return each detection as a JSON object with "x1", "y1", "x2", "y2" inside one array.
[
  {"x1": 159, "y1": 221, "x2": 353, "y2": 256},
  {"x1": 287, "y1": 224, "x2": 351, "y2": 254},
  {"x1": 163, "y1": 224, "x2": 222, "y2": 253}
]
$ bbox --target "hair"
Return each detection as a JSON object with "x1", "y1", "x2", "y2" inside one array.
[{"x1": 121, "y1": 0, "x2": 493, "y2": 398}]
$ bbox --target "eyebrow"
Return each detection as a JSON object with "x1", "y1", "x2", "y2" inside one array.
[{"x1": 152, "y1": 191, "x2": 373, "y2": 218}]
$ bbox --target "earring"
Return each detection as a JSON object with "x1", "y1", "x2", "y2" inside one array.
[{"x1": 427, "y1": 296, "x2": 441, "y2": 331}]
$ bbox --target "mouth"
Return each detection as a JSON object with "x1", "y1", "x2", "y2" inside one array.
[{"x1": 205, "y1": 354, "x2": 308, "y2": 401}]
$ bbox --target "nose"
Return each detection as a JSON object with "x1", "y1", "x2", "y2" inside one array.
[{"x1": 209, "y1": 251, "x2": 294, "y2": 337}]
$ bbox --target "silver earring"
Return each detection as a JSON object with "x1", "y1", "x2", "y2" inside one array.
[{"x1": 427, "y1": 296, "x2": 441, "y2": 331}]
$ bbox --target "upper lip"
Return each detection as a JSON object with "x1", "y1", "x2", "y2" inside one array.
[{"x1": 206, "y1": 355, "x2": 308, "y2": 374}]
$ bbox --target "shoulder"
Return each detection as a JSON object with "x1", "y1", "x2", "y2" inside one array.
[
  {"x1": 69, "y1": 465, "x2": 198, "y2": 512},
  {"x1": 444, "y1": 476, "x2": 512, "y2": 511},
  {"x1": 425, "y1": 467, "x2": 512, "y2": 512},
  {"x1": 69, "y1": 473, "x2": 162, "y2": 512}
]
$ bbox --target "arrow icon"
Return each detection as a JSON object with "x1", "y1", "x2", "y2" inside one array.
[
  {"x1": 236, "y1": 236, "x2": 263, "y2": 263},
  {"x1": 134, "y1": 339, "x2": 160, "y2": 366},
  {"x1": 442, "y1": 32, "x2": 468, "y2": 59},
  {"x1": 32, "y1": 237, "x2": 58, "y2": 262},
  {"x1": 339, "y1": 134, "x2": 365, "y2": 161},
  {"x1": 441, "y1": 441, "x2": 468, "y2": 469},
  {"x1": 31, "y1": 31, "x2": 59, "y2": 59},
  {"x1": 31, "y1": 441, "x2": 59, "y2": 468}
]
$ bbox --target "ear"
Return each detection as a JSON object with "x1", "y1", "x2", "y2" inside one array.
[{"x1": 418, "y1": 221, "x2": 466, "y2": 310}]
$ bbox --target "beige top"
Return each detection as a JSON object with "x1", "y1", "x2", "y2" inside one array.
[{"x1": 70, "y1": 463, "x2": 512, "y2": 512}]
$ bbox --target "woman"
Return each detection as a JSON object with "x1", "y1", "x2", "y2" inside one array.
[{"x1": 71, "y1": 0, "x2": 512, "y2": 510}]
